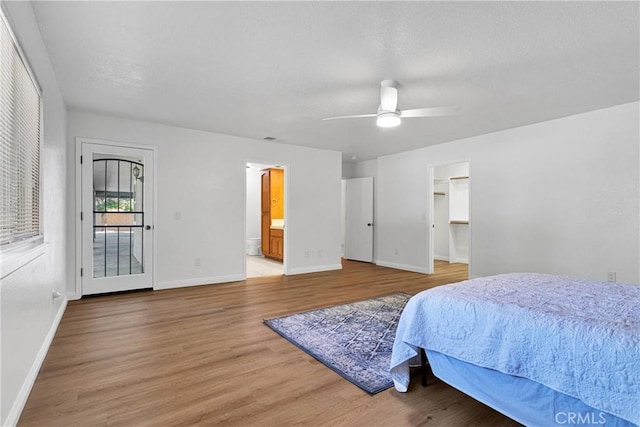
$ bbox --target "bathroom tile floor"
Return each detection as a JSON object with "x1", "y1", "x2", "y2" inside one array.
[{"x1": 246, "y1": 255, "x2": 283, "y2": 278}]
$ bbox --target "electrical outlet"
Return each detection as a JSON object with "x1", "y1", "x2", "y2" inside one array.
[
  {"x1": 394, "y1": 248, "x2": 399, "y2": 255},
  {"x1": 174, "y1": 211, "x2": 182, "y2": 220},
  {"x1": 194, "y1": 258, "x2": 201, "y2": 267},
  {"x1": 607, "y1": 272, "x2": 616, "y2": 282},
  {"x1": 304, "y1": 251, "x2": 309, "y2": 258},
  {"x1": 318, "y1": 250, "x2": 322, "y2": 258}
]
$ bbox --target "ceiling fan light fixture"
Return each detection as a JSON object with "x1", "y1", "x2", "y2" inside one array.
[
  {"x1": 322, "y1": 80, "x2": 458, "y2": 127},
  {"x1": 376, "y1": 112, "x2": 401, "y2": 128}
]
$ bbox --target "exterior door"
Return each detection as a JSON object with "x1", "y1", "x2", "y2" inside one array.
[
  {"x1": 81, "y1": 142, "x2": 154, "y2": 295},
  {"x1": 344, "y1": 177, "x2": 374, "y2": 262}
]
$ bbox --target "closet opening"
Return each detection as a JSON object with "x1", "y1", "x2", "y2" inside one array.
[{"x1": 429, "y1": 161, "x2": 470, "y2": 276}]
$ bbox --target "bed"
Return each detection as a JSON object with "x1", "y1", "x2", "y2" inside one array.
[{"x1": 390, "y1": 273, "x2": 640, "y2": 426}]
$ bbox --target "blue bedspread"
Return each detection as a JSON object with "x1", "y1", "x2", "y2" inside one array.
[{"x1": 390, "y1": 273, "x2": 640, "y2": 425}]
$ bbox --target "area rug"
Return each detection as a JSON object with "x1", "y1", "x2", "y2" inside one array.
[{"x1": 263, "y1": 293, "x2": 411, "y2": 394}]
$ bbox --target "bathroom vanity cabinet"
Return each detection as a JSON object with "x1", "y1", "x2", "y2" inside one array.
[{"x1": 261, "y1": 168, "x2": 284, "y2": 261}]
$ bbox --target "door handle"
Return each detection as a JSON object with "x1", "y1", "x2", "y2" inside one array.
[
  {"x1": 367, "y1": 223, "x2": 373, "y2": 226},
  {"x1": 145, "y1": 225, "x2": 152, "y2": 230}
]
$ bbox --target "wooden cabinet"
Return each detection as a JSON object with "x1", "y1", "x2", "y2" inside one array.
[
  {"x1": 261, "y1": 172, "x2": 271, "y2": 258},
  {"x1": 269, "y1": 228, "x2": 284, "y2": 260},
  {"x1": 269, "y1": 169, "x2": 284, "y2": 219},
  {"x1": 261, "y1": 168, "x2": 284, "y2": 261}
]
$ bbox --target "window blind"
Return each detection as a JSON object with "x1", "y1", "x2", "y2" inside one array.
[{"x1": 0, "y1": 11, "x2": 42, "y2": 247}]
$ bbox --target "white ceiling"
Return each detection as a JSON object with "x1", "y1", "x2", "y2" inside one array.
[{"x1": 31, "y1": 1, "x2": 639, "y2": 162}]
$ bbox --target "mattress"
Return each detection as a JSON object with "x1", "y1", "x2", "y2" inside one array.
[{"x1": 390, "y1": 273, "x2": 640, "y2": 425}]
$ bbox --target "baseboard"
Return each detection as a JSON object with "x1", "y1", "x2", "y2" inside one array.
[
  {"x1": 376, "y1": 260, "x2": 429, "y2": 274},
  {"x1": 66, "y1": 291, "x2": 80, "y2": 301},
  {"x1": 5, "y1": 297, "x2": 67, "y2": 427},
  {"x1": 434, "y1": 255, "x2": 449, "y2": 262},
  {"x1": 155, "y1": 274, "x2": 245, "y2": 290},
  {"x1": 286, "y1": 263, "x2": 342, "y2": 275}
]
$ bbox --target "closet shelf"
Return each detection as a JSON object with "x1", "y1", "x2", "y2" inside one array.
[
  {"x1": 449, "y1": 220, "x2": 469, "y2": 225},
  {"x1": 434, "y1": 192, "x2": 446, "y2": 196}
]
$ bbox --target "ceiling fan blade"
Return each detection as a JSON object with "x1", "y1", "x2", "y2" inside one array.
[
  {"x1": 380, "y1": 80, "x2": 398, "y2": 112},
  {"x1": 322, "y1": 114, "x2": 377, "y2": 121},
  {"x1": 400, "y1": 106, "x2": 460, "y2": 118}
]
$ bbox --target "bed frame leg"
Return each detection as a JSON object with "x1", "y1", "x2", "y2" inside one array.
[{"x1": 420, "y1": 348, "x2": 428, "y2": 387}]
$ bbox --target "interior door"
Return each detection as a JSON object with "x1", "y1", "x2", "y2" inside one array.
[
  {"x1": 81, "y1": 142, "x2": 154, "y2": 295},
  {"x1": 344, "y1": 177, "x2": 374, "y2": 262}
]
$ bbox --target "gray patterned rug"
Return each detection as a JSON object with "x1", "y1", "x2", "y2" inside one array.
[{"x1": 264, "y1": 293, "x2": 411, "y2": 394}]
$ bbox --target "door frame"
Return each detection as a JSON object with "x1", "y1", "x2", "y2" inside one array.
[
  {"x1": 243, "y1": 158, "x2": 289, "y2": 277},
  {"x1": 427, "y1": 159, "x2": 472, "y2": 276},
  {"x1": 74, "y1": 137, "x2": 158, "y2": 299}
]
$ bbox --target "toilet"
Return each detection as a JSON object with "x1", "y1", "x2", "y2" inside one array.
[{"x1": 247, "y1": 237, "x2": 261, "y2": 256}]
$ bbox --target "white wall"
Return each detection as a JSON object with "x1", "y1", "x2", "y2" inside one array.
[
  {"x1": 340, "y1": 179, "x2": 346, "y2": 256},
  {"x1": 375, "y1": 102, "x2": 639, "y2": 283},
  {"x1": 67, "y1": 111, "x2": 343, "y2": 294},
  {"x1": 0, "y1": 2, "x2": 68, "y2": 425},
  {"x1": 343, "y1": 159, "x2": 378, "y2": 180},
  {"x1": 433, "y1": 181, "x2": 448, "y2": 260}
]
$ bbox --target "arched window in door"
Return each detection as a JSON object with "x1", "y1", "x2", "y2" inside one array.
[{"x1": 92, "y1": 158, "x2": 144, "y2": 278}]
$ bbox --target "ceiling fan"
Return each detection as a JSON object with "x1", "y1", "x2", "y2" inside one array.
[{"x1": 322, "y1": 80, "x2": 460, "y2": 128}]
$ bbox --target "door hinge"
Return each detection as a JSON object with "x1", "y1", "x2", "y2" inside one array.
[
  {"x1": 80, "y1": 268, "x2": 83, "y2": 277},
  {"x1": 80, "y1": 155, "x2": 83, "y2": 164},
  {"x1": 80, "y1": 211, "x2": 83, "y2": 221}
]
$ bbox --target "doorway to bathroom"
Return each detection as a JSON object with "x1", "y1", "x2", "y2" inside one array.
[{"x1": 245, "y1": 162, "x2": 285, "y2": 278}]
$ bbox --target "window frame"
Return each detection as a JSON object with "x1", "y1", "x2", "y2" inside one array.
[{"x1": 0, "y1": 4, "x2": 45, "y2": 278}]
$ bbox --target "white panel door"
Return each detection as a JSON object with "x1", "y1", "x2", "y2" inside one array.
[
  {"x1": 81, "y1": 142, "x2": 154, "y2": 295},
  {"x1": 345, "y1": 177, "x2": 374, "y2": 262}
]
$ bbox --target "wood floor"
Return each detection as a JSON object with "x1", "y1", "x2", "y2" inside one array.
[{"x1": 20, "y1": 260, "x2": 521, "y2": 426}]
